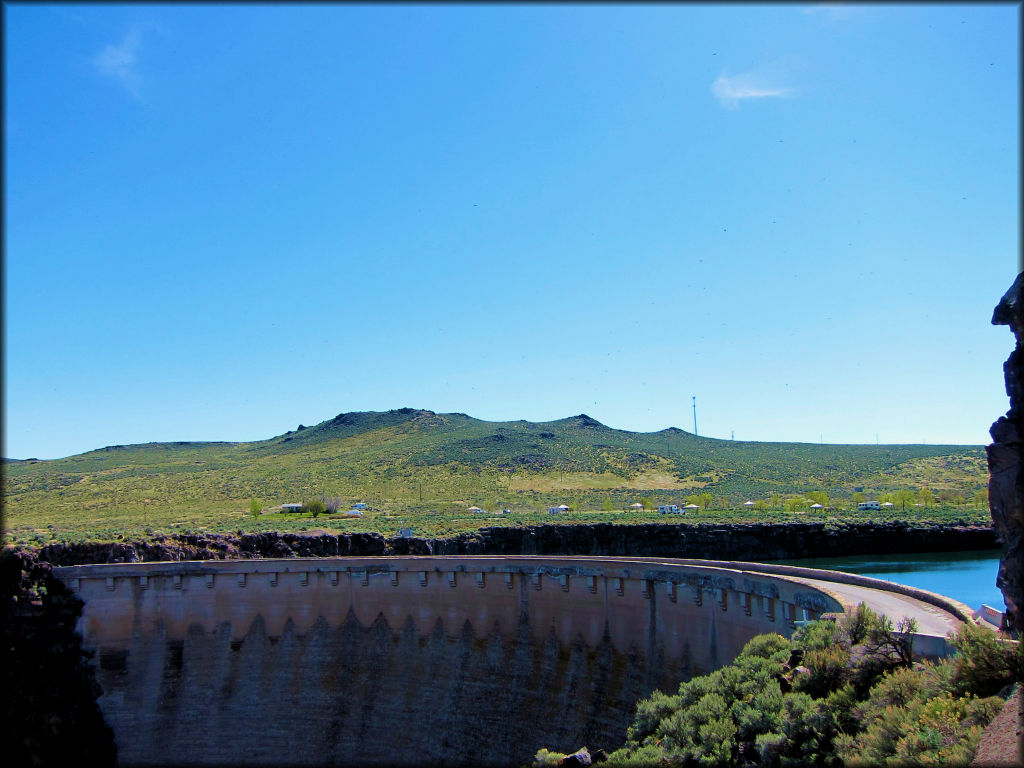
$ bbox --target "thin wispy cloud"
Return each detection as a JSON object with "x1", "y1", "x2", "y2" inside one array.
[
  {"x1": 94, "y1": 26, "x2": 144, "y2": 98},
  {"x1": 711, "y1": 68, "x2": 796, "y2": 110},
  {"x1": 802, "y1": 4, "x2": 858, "y2": 21}
]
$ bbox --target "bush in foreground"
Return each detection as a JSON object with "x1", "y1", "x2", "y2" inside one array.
[{"x1": 537, "y1": 610, "x2": 1016, "y2": 768}]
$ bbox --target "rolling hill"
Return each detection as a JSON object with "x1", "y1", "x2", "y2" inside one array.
[{"x1": 3, "y1": 408, "x2": 988, "y2": 542}]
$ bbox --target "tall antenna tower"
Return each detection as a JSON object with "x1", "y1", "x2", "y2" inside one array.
[{"x1": 692, "y1": 396, "x2": 698, "y2": 436}]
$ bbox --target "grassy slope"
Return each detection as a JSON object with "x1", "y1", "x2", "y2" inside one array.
[{"x1": 3, "y1": 408, "x2": 989, "y2": 543}]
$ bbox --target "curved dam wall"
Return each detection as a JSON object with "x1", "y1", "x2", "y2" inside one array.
[{"x1": 55, "y1": 557, "x2": 843, "y2": 767}]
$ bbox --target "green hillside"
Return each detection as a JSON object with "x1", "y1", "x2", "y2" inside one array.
[{"x1": 3, "y1": 408, "x2": 989, "y2": 544}]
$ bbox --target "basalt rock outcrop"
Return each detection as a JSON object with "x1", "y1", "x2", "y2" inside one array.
[
  {"x1": 0, "y1": 548, "x2": 116, "y2": 766},
  {"x1": 28, "y1": 521, "x2": 996, "y2": 568},
  {"x1": 988, "y1": 272, "x2": 1024, "y2": 635}
]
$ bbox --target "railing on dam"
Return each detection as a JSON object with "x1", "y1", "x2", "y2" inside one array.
[{"x1": 51, "y1": 557, "x2": 948, "y2": 767}]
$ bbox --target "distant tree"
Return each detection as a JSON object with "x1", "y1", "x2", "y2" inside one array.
[
  {"x1": 686, "y1": 492, "x2": 713, "y2": 510},
  {"x1": 602, "y1": 498, "x2": 614, "y2": 511},
  {"x1": 894, "y1": 489, "x2": 916, "y2": 511},
  {"x1": 639, "y1": 496, "x2": 653, "y2": 511},
  {"x1": 717, "y1": 496, "x2": 730, "y2": 510},
  {"x1": 879, "y1": 491, "x2": 895, "y2": 504},
  {"x1": 684, "y1": 493, "x2": 716, "y2": 512},
  {"x1": 973, "y1": 488, "x2": 988, "y2": 507},
  {"x1": 917, "y1": 488, "x2": 935, "y2": 507},
  {"x1": 754, "y1": 499, "x2": 769, "y2": 511},
  {"x1": 785, "y1": 496, "x2": 808, "y2": 512},
  {"x1": 248, "y1": 499, "x2": 262, "y2": 518},
  {"x1": 807, "y1": 491, "x2": 829, "y2": 507},
  {"x1": 851, "y1": 491, "x2": 865, "y2": 505},
  {"x1": 938, "y1": 489, "x2": 966, "y2": 507},
  {"x1": 303, "y1": 500, "x2": 327, "y2": 518},
  {"x1": 769, "y1": 492, "x2": 784, "y2": 510},
  {"x1": 325, "y1": 496, "x2": 342, "y2": 513}
]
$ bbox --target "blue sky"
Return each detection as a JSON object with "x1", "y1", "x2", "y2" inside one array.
[{"x1": 4, "y1": 3, "x2": 1020, "y2": 459}]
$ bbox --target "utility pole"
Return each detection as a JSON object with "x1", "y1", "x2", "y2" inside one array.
[{"x1": 692, "y1": 396, "x2": 698, "y2": 436}]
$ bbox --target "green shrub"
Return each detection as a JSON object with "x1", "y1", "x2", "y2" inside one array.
[
  {"x1": 856, "y1": 662, "x2": 944, "y2": 723},
  {"x1": 841, "y1": 603, "x2": 881, "y2": 646},
  {"x1": 739, "y1": 632, "x2": 790, "y2": 661},
  {"x1": 733, "y1": 682, "x2": 785, "y2": 741},
  {"x1": 949, "y1": 622, "x2": 1017, "y2": 697},
  {"x1": 303, "y1": 500, "x2": 327, "y2": 517},
  {"x1": 796, "y1": 646, "x2": 851, "y2": 698},
  {"x1": 889, "y1": 692, "x2": 1000, "y2": 766},
  {"x1": 624, "y1": 688, "x2": 679, "y2": 743},
  {"x1": 777, "y1": 692, "x2": 841, "y2": 767},
  {"x1": 531, "y1": 748, "x2": 565, "y2": 767},
  {"x1": 823, "y1": 683, "x2": 860, "y2": 736},
  {"x1": 591, "y1": 626, "x2": 1010, "y2": 768},
  {"x1": 793, "y1": 618, "x2": 844, "y2": 652}
]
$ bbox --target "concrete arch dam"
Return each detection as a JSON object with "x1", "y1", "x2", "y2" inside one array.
[{"x1": 54, "y1": 556, "x2": 963, "y2": 767}]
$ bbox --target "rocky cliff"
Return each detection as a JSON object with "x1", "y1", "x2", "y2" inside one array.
[
  {"x1": 988, "y1": 272, "x2": 1024, "y2": 635},
  {"x1": 29, "y1": 520, "x2": 996, "y2": 567},
  {"x1": 0, "y1": 549, "x2": 116, "y2": 765}
]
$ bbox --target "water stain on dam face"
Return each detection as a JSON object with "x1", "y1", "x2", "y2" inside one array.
[{"x1": 56, "y1": 557, "x2": 841, "y2": 766}]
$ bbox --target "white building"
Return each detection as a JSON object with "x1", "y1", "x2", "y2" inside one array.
[
  {"x1": 657, "y1": 504, "x2": 681, "y2": 514},
  {"x1": 280, "y1": 503, "x2": 303, "y2": 513},
  {"x1": 548, "y1": 504, "x2": 571, "y2": 514},
  {"x1": 858, "y1": 501, "x2": 882, "y2": 511}
]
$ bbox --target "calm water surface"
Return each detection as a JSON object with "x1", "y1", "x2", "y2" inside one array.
[{"x1": 766, "y1": 549, "x2": 1003, "y2": 612}]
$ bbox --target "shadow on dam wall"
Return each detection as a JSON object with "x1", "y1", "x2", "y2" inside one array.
[{"x1": 55, "y1": 557, "x2": 844, "y2": 767}]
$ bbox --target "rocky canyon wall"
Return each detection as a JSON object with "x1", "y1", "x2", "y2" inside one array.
[{"x1": 988, "y1": 272, "x2": 1024, "y2": 635}]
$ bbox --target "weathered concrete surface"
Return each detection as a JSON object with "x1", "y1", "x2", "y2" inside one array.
[
  {"x1": 989, "y1": 272, "x2": 1024, "y2": 635},
  {"x1": 53, "y1": 556, "x2": 968, "y2": 767}
]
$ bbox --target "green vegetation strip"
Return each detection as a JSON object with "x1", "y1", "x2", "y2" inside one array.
[{"x1": 536, "y1": 609, "x2": 1021, "y2": 768}]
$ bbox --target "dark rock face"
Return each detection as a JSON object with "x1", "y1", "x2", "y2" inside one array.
[
  {"x1": 30, "y1": 521, "x2": 995, "y2": 567},
  {"x1": 988, "y1": 272, "x2": 1024, "y2": 635},
  {"x1": 0, "y1": 548, "x2": 116, "y2": 766}
]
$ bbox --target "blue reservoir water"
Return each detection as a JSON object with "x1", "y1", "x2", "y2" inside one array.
[{"x1": 765, "y1": 549, "x2": 1004, "y2": 612}]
